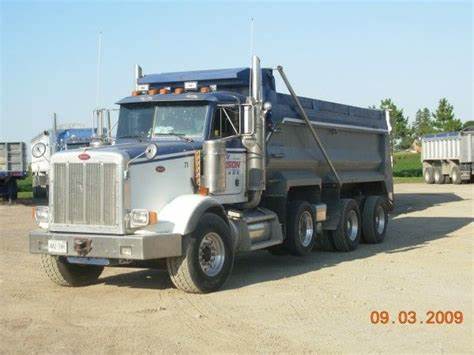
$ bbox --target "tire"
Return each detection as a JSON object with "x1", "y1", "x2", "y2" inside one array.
[
  {"x1": 451, "y1": 166, "x2": 462, "y2": 184},
  {"x1": 40, "y1": 254, "x2": 103, "y2": 286},
  {"x1": 362, "y1": 196, "x2": 388, "y2": 244},
  {"x1": 314, "y1": 230, "x2": 336, "y2": 251},
  {"x1": 7, "y1": 179, "x2": 17, "y2": 201},
  {"x1": 284, "y1": 200, "x2": 317, "y2": 256},
  {"x1": 330, "y1": 199, "x2": 361, "y2": 252},
  {"x1": 167, "y1": 213, "x2": 234, "y2": 293},
  {"x1": 423, "y1": 167, "x2": 434, "y2": 184},
  {"x1": 434, "y1": 167, "x2": 445, "y2": 184}
]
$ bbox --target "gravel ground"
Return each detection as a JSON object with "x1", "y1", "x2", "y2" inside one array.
[{"x1": 0, "y1": 183, "x2": 472, "y2": 353}]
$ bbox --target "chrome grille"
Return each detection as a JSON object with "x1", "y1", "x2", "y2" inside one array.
[{"x1": 52, "y1": 162, "x2": 118, "y2": 226}]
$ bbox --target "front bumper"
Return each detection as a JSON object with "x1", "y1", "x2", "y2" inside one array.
[{"x1": 29, "y1": 230, "x2": 182, "y2": 260}]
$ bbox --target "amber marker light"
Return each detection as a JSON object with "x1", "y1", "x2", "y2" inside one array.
[{"x1": 148, "y1": 211, "x2": 158, "y2": 225}]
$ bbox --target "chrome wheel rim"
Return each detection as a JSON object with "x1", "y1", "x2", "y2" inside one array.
[
  {"x1": 298, "y1": 211, "x2": 314, "y2": 247},
  {"x1": 375, "y1": 206, "x2": 386, "y2": 235},
  {"x1": 198, "y1": 232, "x2": 225, "y2": 277},
  {"x1": 346, "y1": 210, "x2": 359, "y2": 241}
]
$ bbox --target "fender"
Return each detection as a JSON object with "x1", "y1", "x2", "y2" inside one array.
[{"x1": 149, "y1": 194, "x2": 227, "y2": 235}]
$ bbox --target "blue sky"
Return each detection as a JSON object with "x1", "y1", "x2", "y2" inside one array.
[{"x1": 1, "y1": 1, "x2": 472, "y2": 142}]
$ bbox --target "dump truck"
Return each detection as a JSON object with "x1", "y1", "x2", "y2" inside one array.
[
  {"x1": 29, "y1": 56, "x2": 394, "y2": 293},
  {"x1": 31, "y1": 111, "x2": 113, "y2": 198},
  {"x1": 421, "y1": 129, "x2": 474, "y2": 184},
  {"x1": 0, "y1": 142, "x2": 27, "y2": 202}
]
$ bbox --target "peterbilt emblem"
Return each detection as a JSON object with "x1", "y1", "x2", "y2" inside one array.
[
  {"x1": 78, "y1": 153, "x2": 91, "y2": 160},
  {"x1": 155, "y1": 166, "x2": 166, "y2": 173}
]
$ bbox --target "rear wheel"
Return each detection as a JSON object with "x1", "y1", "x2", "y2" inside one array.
[
  {"x1": 451, "y1": 165, "x2": 462, "y2": 184},
  {"x1": 167, "y1": 213, "x2": 234, "y2": 293},
  {"x1": 330, "y1": 199, "x2": 361, "y2": 252},
  {"x1": 424, "y1": 167, "x2": 434, "y2": 184},
  {"x1": 362, "y1": 196, "x2": 388, "y2": 243},
  {"x1": 434, "y1": 167, "x2": 445, "y2": 184},
  {"x1": 284, "y1": 200, "x2": 317, "y2": 256},
  {"x1": 41, "y1": 254, "x2": 103, "y2": 286}
]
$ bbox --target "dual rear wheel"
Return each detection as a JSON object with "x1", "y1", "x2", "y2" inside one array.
[
  {"x1": 286, "y1": 195, "x2": 388, "y2": 254},
  {"x1": 274, "y1": 195, "x2": 388, "y2": 256}
]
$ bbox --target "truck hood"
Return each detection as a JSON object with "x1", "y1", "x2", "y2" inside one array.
[{"x1": 91, "y1": 139, "x2": 203, "y2": 162}]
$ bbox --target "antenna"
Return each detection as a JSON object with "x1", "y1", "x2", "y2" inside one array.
[
  {"x1": 95, "y1": 32, "x2": 102, "y2": 110},
  {"x1": 250, "y1": 17, "x2": 255, "y2": 57}
]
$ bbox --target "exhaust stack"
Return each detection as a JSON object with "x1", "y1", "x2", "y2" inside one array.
[
  {"x1": 242, "y1": 55, "x2": 265, "y2": 208},
  {"x1": 135, "y1": 64, "x2": 143, "y2": 90}
]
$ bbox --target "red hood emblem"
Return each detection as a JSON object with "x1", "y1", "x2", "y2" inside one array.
[{"x1": 78, "y1": 152, "x2": 91, "y2": 160}]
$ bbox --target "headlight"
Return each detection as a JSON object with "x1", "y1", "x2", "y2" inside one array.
[
  {"x1": 33, "y1": 206, "x2": 49, "y2": 228},
  {"x1": 129, "y1": 209, "x2": 157, "y2": 229}
]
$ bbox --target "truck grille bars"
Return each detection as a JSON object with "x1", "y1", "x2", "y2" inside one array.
[{"x1": 52, "y1": 162, "x2": 118, "y2": 227}]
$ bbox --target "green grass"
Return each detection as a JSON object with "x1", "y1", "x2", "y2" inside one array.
[
  {"x1": 18, "y1": 191, "x2": 33, "y2": 199},
  {"x1": 393, "y1": 152, "x2": 422, "y2": 177},
  {"x1": 17, "y1": 173, "x2": 32, "y2": 192}
]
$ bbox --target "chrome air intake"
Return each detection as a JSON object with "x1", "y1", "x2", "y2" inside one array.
[{"x1": 49, "y1": 151, "x2": 126, "y2": 234}]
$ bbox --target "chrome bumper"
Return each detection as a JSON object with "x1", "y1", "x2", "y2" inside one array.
[{"x1": 29, "y1": 230, "x2": 182, "y2": 260}]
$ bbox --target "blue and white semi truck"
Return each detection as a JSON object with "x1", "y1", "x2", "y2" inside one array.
[
  {"x1": 31, "y1": 113, "x2": 112, "y2": 198},
  {"x1": 30, "y1": 57, "x2": 394, "y2": 293}
]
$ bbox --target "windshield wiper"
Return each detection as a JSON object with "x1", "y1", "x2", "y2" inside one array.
[{"x1": 155, "y1": 133, "x2": 194, "y2": 142}]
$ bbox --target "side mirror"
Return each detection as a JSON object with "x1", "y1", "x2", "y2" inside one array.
[{"x1": 145, "y1": 143, "x2": 158, "y2": 160}]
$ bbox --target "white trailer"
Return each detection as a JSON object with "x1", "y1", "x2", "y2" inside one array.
[
  {"x1": 421, "y1": 129, "x2": 474, "y2": 184},
  {"x1": 0, "y1": 142, "x2": 27, "y2": 202}
]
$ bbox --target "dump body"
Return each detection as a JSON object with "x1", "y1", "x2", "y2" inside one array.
[
  {"x1": 0, "y1": 142, "x2": 27, "y2": 200},
  {"x1": 422, "y1": 130, "x2": 474, "y2": 163},
  {"x1": 421, "y1": 130, "x2": 474, "y2": 183},
  {"x1": 266, "y1": 93, "x2": 391, "y2": 187}
]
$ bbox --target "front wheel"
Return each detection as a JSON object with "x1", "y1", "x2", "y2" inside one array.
[
  {"x1": 40, "y1": 254, "x2": 103, "y2": 286},
  {"x1": 167, "y1": 213, "x2": 234, "y2": 293}
]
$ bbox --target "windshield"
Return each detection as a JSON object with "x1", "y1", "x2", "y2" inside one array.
[
  {"x1": 116, "y1": 104, "x2": 154, "y2": 139},
  {"x1": 116, "y1": 103, "x2": 209, "y2": 139}
]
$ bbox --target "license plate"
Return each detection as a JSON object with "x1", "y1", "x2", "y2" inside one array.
[{"x1": 48, "y1": 240, "x2": 67, "y2": 254}]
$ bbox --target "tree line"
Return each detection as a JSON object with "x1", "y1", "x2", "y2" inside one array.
[{"x1": 373, "y1": 98, "x2": 472, "y2": 151}]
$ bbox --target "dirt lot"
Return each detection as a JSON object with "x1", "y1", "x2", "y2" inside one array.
[{"x1": 1, "y1": 183, "x2": 472, "y2": 353}]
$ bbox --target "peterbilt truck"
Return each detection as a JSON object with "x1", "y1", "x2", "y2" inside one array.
[
  {"x1": 30, "y1": 57, "x2": 393, "y2": 293},
  {"x1": 31, "y1": 111, "x2": 113, "y2": 198},
  {"x1": 421, "y1": 129, "x2": 474, "y2": 184}
]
